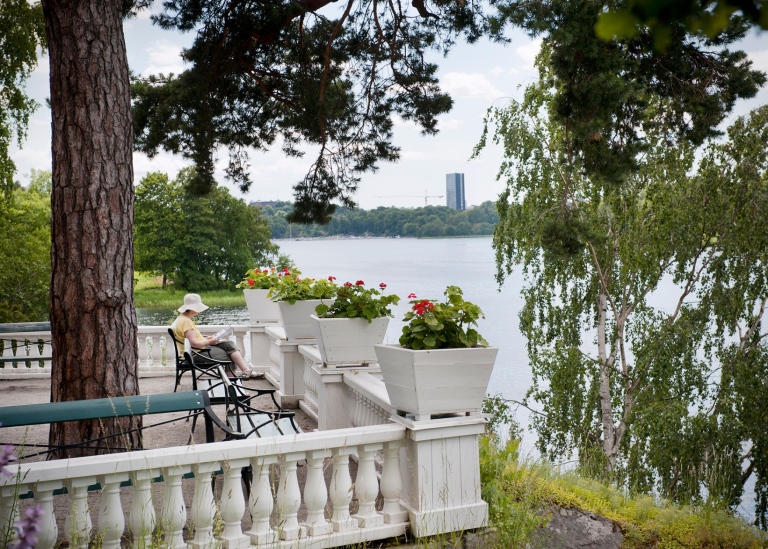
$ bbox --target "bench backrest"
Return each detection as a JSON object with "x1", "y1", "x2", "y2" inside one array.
[{"x1": 0, "y1": 390, "x2": 210, "y2": 428}]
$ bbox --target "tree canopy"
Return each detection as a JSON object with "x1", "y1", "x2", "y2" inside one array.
[
  {"x1": 0, "y1": 170, "x2": 51, "y2": 322},
  {"x1": 135, "y1": 168, "x2": 277, "y2": 290},
  {"x1": 481, "y1": 54, "x2": 768, "y2": 522},
  {"x1": 131, "y1": 0, "x2": 507, "y2": 223},
  {"x1": 0, "y1": 0, "x2": 46, "y2": 194}
]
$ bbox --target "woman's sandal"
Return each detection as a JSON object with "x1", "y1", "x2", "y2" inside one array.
[{"x1": 239, "y1": 368, "x2": 265, "y2": 380}]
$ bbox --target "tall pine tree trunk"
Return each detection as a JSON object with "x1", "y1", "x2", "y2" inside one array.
[{"x1": 42, "y1": 0, "x2": 141, "y2": 458}]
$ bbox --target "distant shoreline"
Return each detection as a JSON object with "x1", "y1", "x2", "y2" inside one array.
[{"x1": 273, "y1": 234, "x2": 491, "y2": 242}]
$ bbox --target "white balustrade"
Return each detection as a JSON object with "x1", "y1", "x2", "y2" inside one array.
[
  {"x1": 1, "y1": 425, "x2": 412, "y2": 548},
  {"x1": 0, "y1": 325, "x2": 252, "y2": 378}
]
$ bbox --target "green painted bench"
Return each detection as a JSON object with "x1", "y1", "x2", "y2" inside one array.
[{"x1": 0, "y1": 390, "x2": 231, "y2": 457}]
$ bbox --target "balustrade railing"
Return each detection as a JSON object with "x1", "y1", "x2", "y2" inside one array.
[
  {"x1": 1, "y1": 425, "x2": 409, "y2": 549},
  {"x1": 0, "y1": 326, "x2": 251, "y2": 378}
]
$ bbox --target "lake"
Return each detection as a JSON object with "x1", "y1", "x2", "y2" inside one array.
[{"x1": 138, "y1": 236, "x2": 535, "y2": 442}]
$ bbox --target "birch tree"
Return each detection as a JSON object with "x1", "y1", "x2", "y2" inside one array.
[{"x1": 480, "y1": 86, "x2": 768, "y2": 522}]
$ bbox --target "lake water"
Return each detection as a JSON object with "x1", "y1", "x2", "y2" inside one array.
[
  {"x1": 137, "y1": 236, "x2": 534, "y2": 441},
  {"x1": 137, "y1": 236, "x2": 758, "y2": 519}
]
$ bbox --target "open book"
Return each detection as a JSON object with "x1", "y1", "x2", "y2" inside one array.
[{"x1": 212, "y1": 325, "x2": 233, "y2": 341}]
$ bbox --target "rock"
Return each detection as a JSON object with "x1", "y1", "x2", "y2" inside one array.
[{"x1": 529, "y1": 506, "x2": 623, "y2": 549}]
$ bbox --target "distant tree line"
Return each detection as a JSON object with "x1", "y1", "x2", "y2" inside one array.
[{"x1": 260, "y1": 201, "x2": 498, "y2": 239}]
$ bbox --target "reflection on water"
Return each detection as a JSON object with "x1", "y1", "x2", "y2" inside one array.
[{"x1": 136, "y1": 305, "x2": 249, "y2": 327}]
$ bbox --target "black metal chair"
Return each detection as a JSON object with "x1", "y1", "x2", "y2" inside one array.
[{"x1": 168, "y1": 327, "x2": 228, "y2": 392}]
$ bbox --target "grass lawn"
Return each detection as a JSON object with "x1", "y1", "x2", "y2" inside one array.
[{"x1": 134, "y1": 272, "x2": 246, "y2": 308}]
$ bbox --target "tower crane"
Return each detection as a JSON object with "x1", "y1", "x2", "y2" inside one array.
[{"x1": 373, "y1": 189, "x2": 444, "y2": 207}]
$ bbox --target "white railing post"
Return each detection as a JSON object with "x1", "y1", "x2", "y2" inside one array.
[
  {"x1": 304, "y1": 449, "x2": 332, "y2": 536},
  {"x1": 0, "y1": 485, "x2": 21, "y2": 545},
  {"x1": 380, "y1": 440, "x2": 408, "y2": 524},
  {"x1": 160, "y1": 466, "x2": 187, "y2": 549},
  {"x1": 247, "y1": 456, "x2": 278, "y2": 545},
  {"x1": 65, "y1": 479, "x2": 93, "y2": 549},
  {"x1": 33, "y1": 482, "x2": 59, "y2": 549},
  {"x1": 129, "y1": 470, "x2": 156, "y2": 549},
  {"x1": 219, "y1": 458, "x2": 250, "y2": 548},
  {"x1": 353, "y1": 443, "x2": 384, "y2": 527},
  {"x1": 329, "y1": 448, "x2": 355, "y2": 532},
  {"x1": 189, "y1": 461, "x2": 219, "y2": 549},
  {"x1": 397, "y1": 416, "x2": 488, "y2": 537},
  {"x1": 98, "y1": 474, "x2": 127, "y2": 549},
  {"x1": 276, "y1": 452, "x2": 304, "y2": 540}
]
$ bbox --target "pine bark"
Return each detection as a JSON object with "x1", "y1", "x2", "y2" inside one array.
[{"x1": 42, "y1": 0, "x2": 140, "y2": 458}]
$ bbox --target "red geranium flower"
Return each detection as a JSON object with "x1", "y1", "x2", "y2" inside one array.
[
  {"x1": 344, "y1": 282, "x2": 353, "y2": 287},
  {"x1": 328, "y1": 276, "x2": 336, "y2": 281},
  {"x1": 262, "y1": 269, "x2": 269, "y2": 274},
  {"x1": 283, "y1": 267, "x2": 290, "y2": 273},
  {"x1": 356, "y1": 280, "x2": 365, "y2": 286},
  {"x1": 248, "y1": 279, "x2": 255, "y2": 286},
  {"x1": 408, "y1": 293, "x2": 417, "y2": 299},
  {"x1": 379, "y1": 283, "x2": 387, "y2": 289}
]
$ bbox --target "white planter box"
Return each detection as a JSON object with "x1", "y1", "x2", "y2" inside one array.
[
  {"x1": 243, "y1": 289, "x2": 281, "y2": 325},
  {"x1": 311, "y1": 315, "x2": 389, "y2": 366},
  {"x1": 374, "y1": 344, "x2": 498, "y2": 417},
  {"x1": 277, "y1": 299, "x2": 325, "y2": 340}
]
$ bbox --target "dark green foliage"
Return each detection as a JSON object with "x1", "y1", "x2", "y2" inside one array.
[
  {"x1": 260, "y1": 201, "x2": 499, "y2": 238},
  {"x1": 0, "y1": 0, "x2": 46, "y2": 195},
  {"x1": 131, "y1": 0, "x2": 507, "y2": 224},
  {"x1": 498, "y1": 0, "x2": 765, "y2": 188},
  {"x1": 134, "y1": 168, "x2": 278, "y2": 291},
  {"x1": 596, "y1": 0, "x2": 768, "y2": 51},
  {"x1": 0, "y1": 171, "x2": 51, "y2": 322}
]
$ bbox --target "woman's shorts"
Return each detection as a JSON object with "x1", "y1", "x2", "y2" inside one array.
[{"x1": 207, "y1": 340, "x2": 238, "y2": 362}]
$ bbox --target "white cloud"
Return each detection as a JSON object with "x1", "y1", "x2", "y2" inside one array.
[
  {"x1": 441, "y1": 72, "x2": 504, "y2": 101},
  {"x1": 748, "y1": 49, "x2": 768, "y2": 73},
  {"x1": 489, "y1": 66, "x2": 505, "y2": 77},
  {"x1": 141, "y1": 41, "x2": 187, "y2": 76},
  {"x1": 515, "y1": 38, "x2": 542, "y2": 71},
  {"x1": 402, "y1": 151, "x2": 428, "y2": 160},
  {"x1": 437, "y1": 117, "x2": 462, "y2": 130}
]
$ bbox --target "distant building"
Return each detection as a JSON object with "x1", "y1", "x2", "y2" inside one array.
[{"x1": 445, "y1": 173, "x2": 466, "y2": 211}]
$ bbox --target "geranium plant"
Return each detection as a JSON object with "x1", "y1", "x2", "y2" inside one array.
[
  {"x1": 315, "y1": 280, "x2": 400, "y2": 322},
  {"x1": 399, "y1": 285, "x2": 488, "y2": 350},
  {"x1": 237, "y1": 266, "x2": 298, "y2": 289},
  {"x1": 267, "y1": 272, "x2": 338, "y2": 304}
]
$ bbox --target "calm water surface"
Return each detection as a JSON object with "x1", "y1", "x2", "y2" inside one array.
[{"x1": 138, "y1": 236, "x2": 534, "y2": 440}]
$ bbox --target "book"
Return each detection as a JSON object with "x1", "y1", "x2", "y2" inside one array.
[{"x1": 212, "y1": 325, "x2": 233, "y2": 341}]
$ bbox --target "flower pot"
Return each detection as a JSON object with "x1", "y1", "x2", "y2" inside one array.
[
  {"x1": 243, "y1": 289, "x2": 282, "y2": 324},
  {"x1": 311, "y1": 315, "x2": 389, "y2": 366},
  {"x1": 277, "y1": 299, "x2": 324, "y2": 340},
  {"x1": 374, "y1": 344, "x2": 498, "y2": 418}
]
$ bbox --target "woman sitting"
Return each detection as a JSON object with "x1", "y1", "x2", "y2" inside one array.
[{"x1": 170, "y1": 293, "x2": 263, "y2": 379}]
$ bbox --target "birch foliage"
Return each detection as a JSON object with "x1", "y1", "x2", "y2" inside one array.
[{"x1": 480, "y1": 88, "x2": 768, "y2": 523}]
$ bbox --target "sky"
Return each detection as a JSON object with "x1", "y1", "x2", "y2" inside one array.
[{"x1": 9, "y1": 6, "x2": 768, "y2": 211}]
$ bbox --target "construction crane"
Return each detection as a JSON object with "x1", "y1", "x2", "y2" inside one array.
[{"x1": 373, "y1": 189, "x2": 444, "y2": 207}]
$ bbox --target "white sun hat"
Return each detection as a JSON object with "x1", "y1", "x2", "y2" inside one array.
[{"x1": 178, "y1": 293, "x2": 209, "y2": 313}]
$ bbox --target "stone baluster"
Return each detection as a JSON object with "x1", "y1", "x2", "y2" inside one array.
[
  {"x1": 189, "y1": 462, "x2": 219, "y2": 549},
  {"x1": 98, "y1": 474, "x2": 126, "y2": 549},
  {"x1": 352, "y1": 393, "x2": 363, "y2": 428},
  {"x1": 0, "y1": 486, "x2": 20, "y2": 543},
  {"x1": 160, "y1": 466, "x2": 187, "y2": 549},
  {"x1": 380, "y1": 440, "x2": 408, "y2": 523},
  {"x1": 219, "y1": 458, "x2": 250, "y2": 548},
  {"x1": 129, "y1": 470, "x2": 156, "y2": 549},
  {"x1": 65, "y1": 479, "x2": 93, "y2": 549},
  {"x1": 33, "y1": 482, "x2": 58, "y2": 549},
  {"x1": 329, "y1": 448, "x2": 356, "y2": 532},
  {"x1": 248, "y1": 456, "x2": 277, "y2": 545},
  {"x1": 304, "y1": 449, "x2": 332, "y2": 536},
  {"x1": 275, "y1": 452, "x2": 303, "y2": 540},
  {"x1": 353, "y1": 443, "x2": 383, "y2": 527}
]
